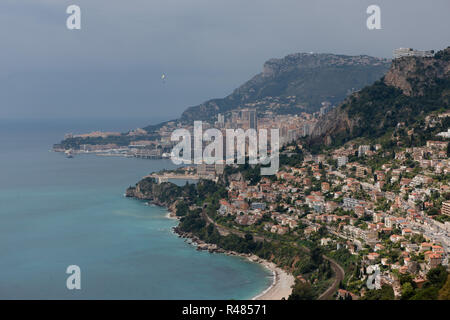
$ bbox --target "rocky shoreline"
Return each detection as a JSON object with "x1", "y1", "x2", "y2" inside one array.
[
  {"x1": 171, "y1": 214, "x2": 294, "y2": 300},
  {"x1": 130, "y1": 189, "x2": 295, "y2": 300},
  {"x1": 175, "y1": 227, "x2": 235, "y2": 254}
]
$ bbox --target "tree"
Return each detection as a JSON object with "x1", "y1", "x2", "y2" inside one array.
[
  {"x1": 401, "y1": 282, "x2": 415, "y2": 300},
  {"x1": 427, "y1": 266, "x2": 447, "y2": 287},
  {"x1": 379, "y1": 284, "x2": 395, "y2": 300},
  {"x1": 399, "y1": 273, "x2": 414, "y2": 286},
  {"x1": 438, "y1": 275, "x2": 450, "y2": 300},
  {"x1": 363, "y1": 284, "x2": 395, "y2": 300},
  {"x1": 409, "y1": 266, "x2": 448, "y2": 300},
  {"x1": 288, "y1": 282, "x2": 315, "y2": 300},
  {"x1": 427, "y1": 207, "x2": 439, "y2": 216},
  {"x1": 310, "y1": 245, "x2": 324, "y2": 266},
  {"x1": 175, "y1": 201, "x2": 189, "y2": 216},
  {"x1": 318, "y1": 226, "x2": 328, "y2": 237},
  {"x1": 411, "y1": 286, "x2": 439, "y2": 300}
]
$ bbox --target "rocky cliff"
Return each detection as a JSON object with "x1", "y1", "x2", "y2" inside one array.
[
  {"x1": 126, "y1": 177, "x2": 181, "y2": 208},
  {"x1": 309, "y1": 47, "x2": 450, "y2": 147},
  {"x1": 384, "y1": 51, "x2": 450, "y2": 96},
  {"x1": 179, "y1": 53, "x2": 390, "y2": 122}
]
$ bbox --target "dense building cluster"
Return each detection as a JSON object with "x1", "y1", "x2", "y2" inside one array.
[{"x1": 210, "y1": 113, "x2": 449, "y2": 298}]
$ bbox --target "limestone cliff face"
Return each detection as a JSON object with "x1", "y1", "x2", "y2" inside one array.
[
  {"x1": 310, "y1": 47, "x2": 450, "y2": 147},
  {"x1": 384, "y1": 51, "x2": 450, "y2": 96},
  {"x1": 310, "y1": 105, "x2": 360, "y2": 146}
]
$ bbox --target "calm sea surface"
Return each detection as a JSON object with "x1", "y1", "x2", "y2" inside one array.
[{"x1": 0, "y1": 119, "x2": 271, "y2": 299}]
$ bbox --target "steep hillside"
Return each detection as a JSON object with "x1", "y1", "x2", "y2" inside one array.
[
  {"x1": 310, "y1": 47, "x2": 450, "y2": 148},
  {"x1": 179, "y1": 53, "x2": 390, "y2": 122}
]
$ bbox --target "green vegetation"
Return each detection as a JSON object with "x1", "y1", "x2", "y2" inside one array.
[
  {"x1": 362, "y1": 284, "x2": 395, "y2": 300},
  {"x1": 124, "y1": 48, "x2": 450, "y2": 301},
  {"x1": 309, "y1": 47, "x2": 450, "y2": 151},
  {"x1": 438, "y1": 275, "x2": 450, "y2": 300},
  {"x1": 129, "y1": 167, "x2": 337, "y2": 300},
  {"x1": 181, "y1": 53, "x2": 390, "y2": 121},
  {"x1": 336, "y1": 77, "x2": 448, "y2": 147},
  {"x1": 363, "y1": 266, "x2": 450, "y2": 300},
  {"x1": 288, "y1": 282, "x2": 315, "y2": 300},
  {"x1": 55, "y1": 131, "x2": 160, "y2": 150}
]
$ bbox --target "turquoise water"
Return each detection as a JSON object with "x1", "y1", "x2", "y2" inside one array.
[{"x1": 0, "y1": 120, "x2": 271, "y2": 299}]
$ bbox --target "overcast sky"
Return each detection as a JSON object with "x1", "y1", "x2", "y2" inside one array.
[{"x1": 0, "y1": 0, "x2": 449, "y2": 125}]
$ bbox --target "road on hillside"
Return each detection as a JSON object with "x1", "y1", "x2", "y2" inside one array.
[
  {"x1": 202, "y1": 211, "x2": 345, "y2": 300},
  {"x1": 318, "y1": 255, "x2": 345, "y2": 300}
]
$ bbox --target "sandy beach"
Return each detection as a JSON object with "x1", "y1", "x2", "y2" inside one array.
[
  {"x1": 166, "y1": 210, "x2": 295, "y2": 300},
  {"x1": 248, "y1": 256, "x2": 295, "y2": 300}
]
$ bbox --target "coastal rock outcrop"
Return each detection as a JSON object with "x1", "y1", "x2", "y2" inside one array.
[{"x1": 126, "y1": 177, "x2": 181, "y2": 207}]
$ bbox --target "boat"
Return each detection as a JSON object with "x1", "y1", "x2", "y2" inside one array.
[{"x1": 65, "y1": 149, "x2": 74, "y2": 158}]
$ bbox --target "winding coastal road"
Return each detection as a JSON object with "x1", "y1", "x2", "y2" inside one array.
[{"x1": 202, "y1": 211, "x2": 345, "y2": 300}]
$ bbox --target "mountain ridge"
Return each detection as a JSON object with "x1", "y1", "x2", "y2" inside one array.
[{"x1": 171, "y1": 52, "x2": 390, "y2": 124}]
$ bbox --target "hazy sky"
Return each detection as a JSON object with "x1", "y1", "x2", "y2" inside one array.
[{"x1": 0, "y1": 0, "x2": 449, "y2": 124}]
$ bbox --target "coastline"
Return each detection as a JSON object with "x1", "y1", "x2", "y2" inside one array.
[
  {"x1": 250, "y1": 258, "x2": 295, "y2": 300},
  {"x1": 164, "y1": 208, "x2": 294, "y2": 300}
]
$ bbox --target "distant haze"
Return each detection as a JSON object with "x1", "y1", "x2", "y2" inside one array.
[{"x1": 0, "y1": 0, "x2": 449, "y2": 124}]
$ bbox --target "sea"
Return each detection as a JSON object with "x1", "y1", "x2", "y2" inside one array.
[{"x1": 0, "y1": 119, "x2": 272, "y2": 299}]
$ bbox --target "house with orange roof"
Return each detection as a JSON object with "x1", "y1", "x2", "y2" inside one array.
[
  {"x1": 337, "y1": 289, "x2": 359, "y2": 300},
  {"x1": 420, "y1": 242, "x2": 433, "y2": 252},
  {"x1": 426, "y1": 252, "x2": 442, "y2": 268},
  {"x1": 401, "y1": 228, "x2": 412, "y2": 236},
  {"x1": 367, "y1": 252, "x2": 380, "y2": 261},
  {"x1": 432, "y1": 245, "x2": 444, "y2": 254}
]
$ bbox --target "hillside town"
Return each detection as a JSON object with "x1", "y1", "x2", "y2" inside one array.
[
  {"x1": 54, "y1": 105, "x2": 321, "y2": 159},
  {"x1": 57, "y1": 105, "x2": 450, "y2": 300},
  {"x1": 55, "y1": 46, "x2": 450, "y2": 300},
  {"x1": 203, "y1": 112, "x2": 450, "y2": 299}
]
